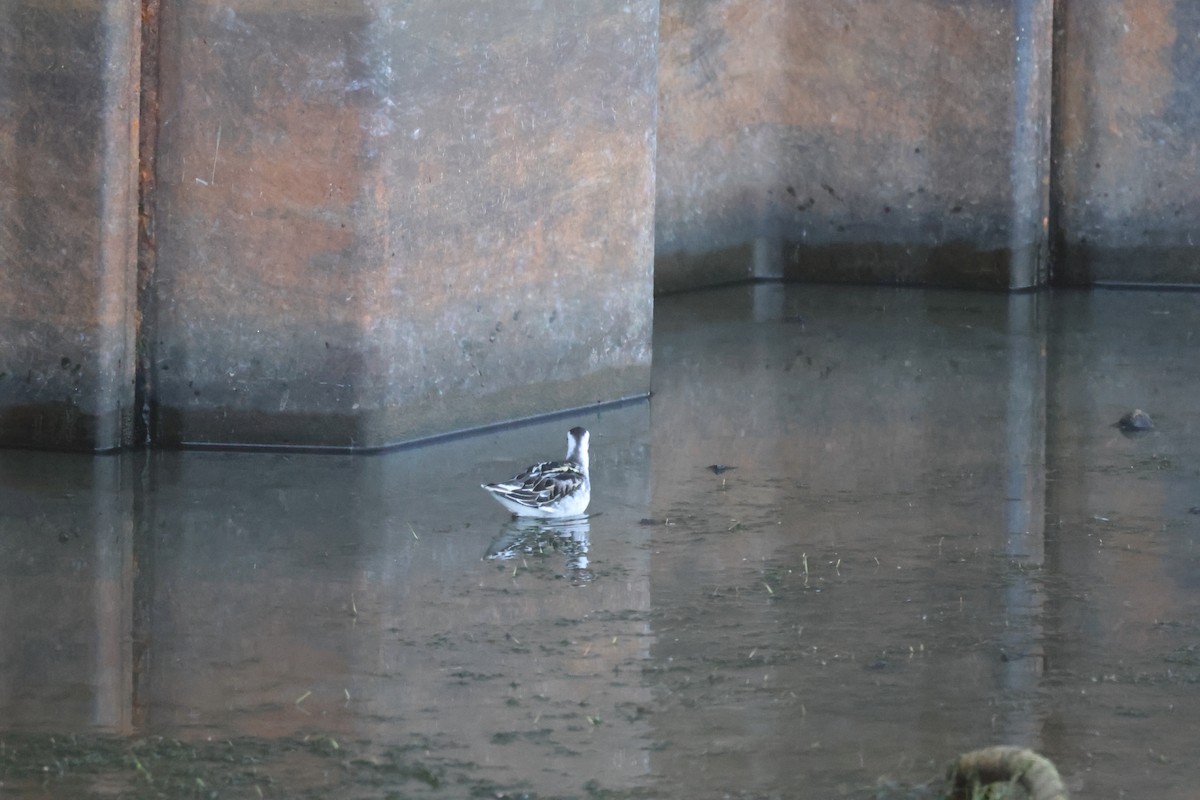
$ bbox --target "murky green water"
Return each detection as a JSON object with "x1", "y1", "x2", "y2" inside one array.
[{"x1": 2, "y1": 284, "x2": 1199, "y2": 798}]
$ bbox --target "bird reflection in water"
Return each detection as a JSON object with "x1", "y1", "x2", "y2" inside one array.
[{"x1": 484, "y1": 516, "x2": 592, "y2": 582}]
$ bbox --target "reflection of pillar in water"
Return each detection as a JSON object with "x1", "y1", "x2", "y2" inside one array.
[
  {"x1": 92, "y1": 457, "x2": 135, "y2": 733},
  {"x1": 998, "y1": 292, "x2": 1048, "y2": 743},
  {"x1": 0, "y1": 455, "x2": 135, "y2": 733},
  {"x1": 751, "y1": 281, "x2": 785, "y2": 323}
]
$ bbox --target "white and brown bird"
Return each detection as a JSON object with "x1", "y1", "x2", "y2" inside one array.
[{"x1": 481, "y1": 427, "x2": 591, "y2": 518}]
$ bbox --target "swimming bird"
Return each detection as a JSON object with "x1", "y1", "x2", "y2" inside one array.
[{"x1": 481, "y1": 427, "x2": 590, "y2": 518}]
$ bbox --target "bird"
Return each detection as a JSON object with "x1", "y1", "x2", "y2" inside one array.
[{"x1": 481, "y1": 427, "x2": 590, "y2": 518}]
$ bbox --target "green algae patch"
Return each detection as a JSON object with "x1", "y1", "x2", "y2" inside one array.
[{"x1": 0, "y1": 733, "x2": 458, "y2": 799}]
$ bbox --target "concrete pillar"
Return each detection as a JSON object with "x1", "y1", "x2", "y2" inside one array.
[
  {"x1": 0, "y1": 0, "x2": 140, "y2": 451},
  {"x1": 146, "y1": 1, "x2": 658, "y2": 449},
  {"x1": 655, "y1": 0, "x2": 1054, "y2": 291},
  {"x1": 1052, "y1": 1, "x2": 1200, "y2": 285}
]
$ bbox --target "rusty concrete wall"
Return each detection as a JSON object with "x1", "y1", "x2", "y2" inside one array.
[
  {"x1": 655, "y1": 0, "x2": 1054, "y2": 292},
  {"x1": 148, "y1": 0, "x2": 657, "y2": 449},
  {"x1": 8, "y1": 0, "x2": 1199, "y2": 452},
  {"x1": 0, "y1": 0, "x2": 140, "y2": 451},
  {"x1": 1052, "y1": 1, "x2": 1200, "y2": 285}
]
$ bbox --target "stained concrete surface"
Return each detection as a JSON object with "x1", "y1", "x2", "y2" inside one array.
[
  {"x1": 147, "y1": 0, "x2": 656, "y2": 450},
  {"x1": 0, "y1": 0, "x2": 140, "y2": 451},
  {"x1": 655, "y1": 0, "x2": 1053, "y2": 292},
  {"x1": 2, "y1": 284, "x2": 1200, "y2": 798},
  {"x1": 1, "y1": 0, "x2": 655, "y2": 453},
  {"x1": 10, "y1": 0, "x2": 1200, "y2": 454},
  {"x1": 1053, "y1": 1, "x2": 1200, "y2": 285}
]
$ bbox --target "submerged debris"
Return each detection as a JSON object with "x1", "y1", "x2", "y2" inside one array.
[
  {"x1": 707, "y1": 464, "x2": 737, "y2": 475},
  {"x1": 946, "y1": 746, "x2": 1068, "y2": 800},
  {"x1": 1117, "y1": 409, "x2": 1154, "y2": 431}
]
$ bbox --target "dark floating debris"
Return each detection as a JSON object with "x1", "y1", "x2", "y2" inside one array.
[
  {"x1": 1117, "y1": 409, "x2": 1153, "y2": 431},
  {"x1": 638, "y1": 518, "x2": 664, "y2": 526},
  {"x1": 1188, "y1": 506, "x2": 1200, "y2": 515},
  {"x1": 707, "y1": 464, "x2": 737, "y2": 475}
]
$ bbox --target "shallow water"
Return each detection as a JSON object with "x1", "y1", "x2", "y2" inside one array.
[{"x1": 2, "y1": 284, "x2": 1199, "y2": 799}]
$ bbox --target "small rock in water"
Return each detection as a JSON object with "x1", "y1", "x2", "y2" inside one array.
[
  {"x1": 1117, "y1": 409, "x2": 1154, "y2": 431},
  {"x1": 707, "y1": 464, "x2": 736, "y2": 475}
]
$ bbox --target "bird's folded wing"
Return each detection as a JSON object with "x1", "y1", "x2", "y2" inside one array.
[{"x1": 488, "y1": 462, "x2": 584, "y2": 508}]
